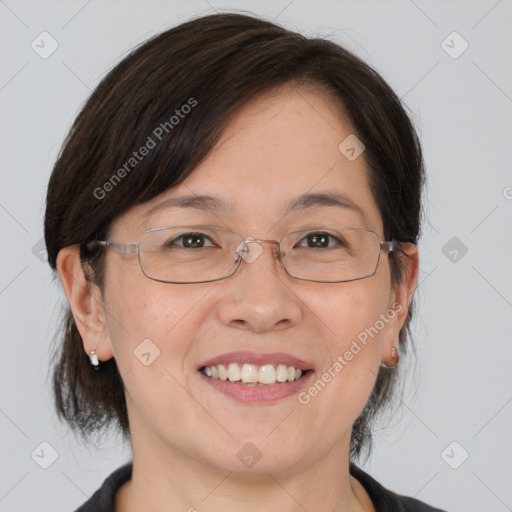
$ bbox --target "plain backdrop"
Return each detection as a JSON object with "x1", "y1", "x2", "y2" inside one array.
[{"x1": 1, "y1": 1, "x2": 511, "y2": 511}]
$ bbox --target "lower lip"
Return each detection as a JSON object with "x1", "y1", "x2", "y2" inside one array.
[{"x1": 199, "y1": 371, "x2": 314, "y2": 403}]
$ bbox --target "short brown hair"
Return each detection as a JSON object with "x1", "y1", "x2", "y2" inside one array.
[{"x1": 45, "y1": 11, "x2": 425, "y2": 461}]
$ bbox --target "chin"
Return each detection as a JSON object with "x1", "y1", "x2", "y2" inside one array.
[{"x1": 196, "y1": 432, "x2": 311, "y2": 476}]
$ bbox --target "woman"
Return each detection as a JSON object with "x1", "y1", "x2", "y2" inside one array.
[{"x1": 45, "y1": 12, "x2": 447, "y2": 512}]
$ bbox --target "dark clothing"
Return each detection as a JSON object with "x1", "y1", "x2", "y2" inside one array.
[{"x1": 75, "y1": 462, "x2": 447, "y2": 511}]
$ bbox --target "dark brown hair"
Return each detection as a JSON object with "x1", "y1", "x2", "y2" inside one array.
[{"x1": 44, "y1": 11, "x2": 425, "y2": 461}]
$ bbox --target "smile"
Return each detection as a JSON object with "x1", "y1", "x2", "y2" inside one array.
[
  {"x1": 197, "y1": 351, "x2": 314, "y2": 403},
  {"x1": 200, "y1": 363, "x2": 308, "y2": 385}
]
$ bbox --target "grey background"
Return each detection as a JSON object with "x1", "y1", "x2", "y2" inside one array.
[{"x1": 1, "y1": 0, "x2": 511, "y2": 510}]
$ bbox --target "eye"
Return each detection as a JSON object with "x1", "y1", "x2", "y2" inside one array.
[
  {"x1": 294, "y1": 232, "x2": 347, "y2": 249},
  {"x1": 167, "y1": 232, "x2": 217, "y2": 249}
]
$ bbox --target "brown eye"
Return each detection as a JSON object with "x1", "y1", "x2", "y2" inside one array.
[
  {"x1": 167, "y1": 233, "x2": 216, "y2": 248},
  {"x1": 295, "y1": 232, "x2": 345, "y2": 249}
]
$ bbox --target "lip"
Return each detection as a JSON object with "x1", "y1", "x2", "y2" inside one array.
[
  {"x1": 197, "y1": 351, "x2": 315, "y2": 371},
  {"x1": 199, "y1": 370, "x2": 314, "y2": 403}
]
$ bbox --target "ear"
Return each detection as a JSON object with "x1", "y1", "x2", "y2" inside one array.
[
  {"x1": 56, "y1": 245, "x2": 114, "y2": 363},
  {"x1": 381, "y1": 243, "x2": 419, "y2": 366}
]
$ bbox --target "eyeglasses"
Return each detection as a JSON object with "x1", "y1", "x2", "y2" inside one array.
[{"x1": 89, "y1": 225, "x2": 406, "y2": 284}]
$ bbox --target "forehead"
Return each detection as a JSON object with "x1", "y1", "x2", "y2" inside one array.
[{"x1": 115, "y1": 85, "x2": 383, "y2": 236}]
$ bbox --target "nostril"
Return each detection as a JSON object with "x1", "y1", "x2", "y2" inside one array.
[{"x1": 230, "y1": 319, "x2": 248, "y2": 328}]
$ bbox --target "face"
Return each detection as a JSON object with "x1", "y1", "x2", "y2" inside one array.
[{"x1": 66, "y1": 84, "x2": 417, "y2": 476}]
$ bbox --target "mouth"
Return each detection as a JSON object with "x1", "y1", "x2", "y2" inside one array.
[{"x1": 197, "y1": 351, "x2": 314, "y2": 402}]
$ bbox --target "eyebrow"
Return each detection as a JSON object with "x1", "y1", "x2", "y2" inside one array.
[{"x1": 142, "y1": 191, "x2": 366, "y2": 221}]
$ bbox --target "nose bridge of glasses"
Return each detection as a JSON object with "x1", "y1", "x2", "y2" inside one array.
[{"x1": 235, "y1": 237, "x2": 282, "y2": 265}]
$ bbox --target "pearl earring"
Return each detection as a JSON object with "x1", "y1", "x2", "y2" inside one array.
[{"x1": 89, "y1": 350, "x2": 99, "y2": 370}]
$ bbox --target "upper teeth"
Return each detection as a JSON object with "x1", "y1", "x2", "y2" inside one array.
[{"x1": 202, "y1": 363, "x2": 304, "y2": 385}]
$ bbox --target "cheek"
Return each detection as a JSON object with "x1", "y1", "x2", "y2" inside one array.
[
  {"x1": 101, "y1": 278, "x2": 205, "y2": 430},
  {"x1": 102, "y1": 268, "x2": 202, "y2": 372},
  {"x1": 293, "y1": 283, "x2": 389, "y2": 440},
  {"x1": 313, "y1": 277, "x2": 391, "y2": 358}
]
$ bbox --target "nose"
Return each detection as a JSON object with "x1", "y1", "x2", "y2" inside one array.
[{"x1": 216, "y1": 238, "x2": 303, "y2": 333}]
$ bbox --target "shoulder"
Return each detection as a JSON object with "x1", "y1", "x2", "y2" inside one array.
[
  {"x1": 73, "y1": 463, "x2": 132, "y2": 512},
  {"x1": 349, "y1": 463, "x2": 449, "y2": 512}
]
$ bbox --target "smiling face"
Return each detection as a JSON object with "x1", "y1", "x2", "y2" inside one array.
[{"x1": 70, "y1": 83, "x2": 417, "y2": 477}]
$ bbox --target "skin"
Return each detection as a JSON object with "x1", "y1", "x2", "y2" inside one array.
[{"x1": 57, "y1": 83, "x2": 419, "y2": 512}]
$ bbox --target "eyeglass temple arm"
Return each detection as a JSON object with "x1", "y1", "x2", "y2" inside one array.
[
  {"x1": 95, "y1": 241, "x2": 139, "y2": 254},
  {"x1": 381, "y1": 240, "x2": 407, "y2": 252}
]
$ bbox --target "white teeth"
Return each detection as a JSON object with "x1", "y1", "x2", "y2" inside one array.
[
  {"x1": 201, "y1": 363, "x2": 306, "y2": 385},
  {"x1": 241, "y1": 364, "x2": 258, "y2": 383},
  {"x1": 276, "y1": 364, "x2": 288, "y2": 382},
  {"x1": 218, "y1": 365, "x2": 228, "y2": 381},
  {"x1": 258, "y1": 364, "x2": 276, "y2": 384},
  {"x1": 227, "y1": 362, "x2": 241, "y2": 382}
]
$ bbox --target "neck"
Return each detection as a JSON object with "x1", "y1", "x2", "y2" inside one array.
[{"x1": 115, "y1": 424, "x2": 374, "y2": 512}]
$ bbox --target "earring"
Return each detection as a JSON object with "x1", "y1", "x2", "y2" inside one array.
[
  {"x1": 89, "y1": 350, "x2": 99, "y2": 370},
  {"x1": 380, "y1": 345, "x2": 399, "y2": 369},
  {"x1": 391, "y1": 346, "x2": 399, "y2": 365}
]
